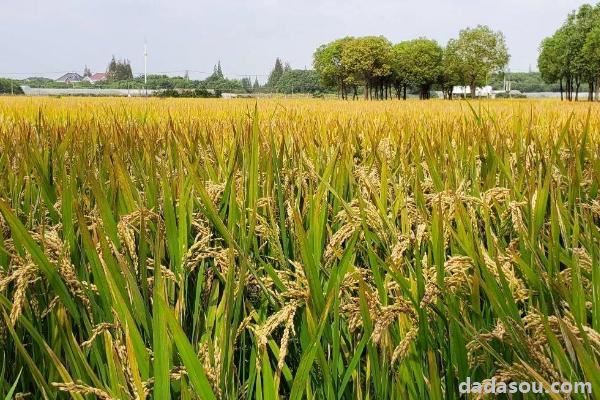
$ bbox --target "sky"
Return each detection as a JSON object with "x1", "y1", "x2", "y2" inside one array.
[{"x1": 0, "y1": 0, "x2": 592, "y2": 81}]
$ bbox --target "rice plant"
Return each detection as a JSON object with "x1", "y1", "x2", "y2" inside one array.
[{"x1": 0, "y1": 97, "x2": 598, "y2": 399}]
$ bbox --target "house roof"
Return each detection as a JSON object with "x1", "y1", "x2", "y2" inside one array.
[
  {"x1": 56, "y1": 72, "x2": 83, "y2": 82},
  {"x1": 90, "y1": 72, "x2": 107, "y2": 81}
]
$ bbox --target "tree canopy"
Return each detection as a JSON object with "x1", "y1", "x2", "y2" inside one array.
[
  {"x1": 313, "y1": 37, "x2": 354, "y2": 99},
  {"x1": 106, "y1": 56, "x2": 133, "y2": 81},
  {"x1": 313, "y1": 26, "x2": 509, "y2": 100},
  {"x1": 446, "y1": 26, "x2": 509, "y2": 98},
  {"x1": 267, "y1": 58, "x2": 285, "y2": 88},
  {"x1": 391, "y1": 38, "x2": 443, "y2": 99},
  {"x1": 273, "y1": 69, "x2": 323, "y2": 94},
  {"x1": 538, "y1": 2, "x2": 600, "y2": 101}
]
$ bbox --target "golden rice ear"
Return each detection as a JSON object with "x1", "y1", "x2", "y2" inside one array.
[{"x1": 0, "y1": 98, "x2": 598, "y2": 399}]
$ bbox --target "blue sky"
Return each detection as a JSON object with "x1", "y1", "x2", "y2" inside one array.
[{"x1": 0, "y1": 0, "x2": 591, "y2": 80}]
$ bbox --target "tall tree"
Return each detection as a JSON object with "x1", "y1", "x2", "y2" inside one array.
[
  {"x1": 582, "y1": 25, "x2": 600, "y2": 101},
  {"x1": 537, "y1": 3, "x2": 600, "y2": 101},
  {"x1": 390, "y1": 41, "x2": 412, "y2": 100},
  {"x1": 241, "y1": 77, "x2": 252, "y2": 92},
  {"x1": 267, "y1": 58, "x2": 284, "y2": 88},
  {"x1": 107, "y1": 56, "x2": 133, "y2": 81},
  {"x1": 341, "y1": 36, "x2": 392, "y2": 100},
  {"x1": 391, "y1": 38, "x2": 443, "y2": 99},
  {"x1": 215, "y1": 61, "x2": 224, "y2": 79},
  {"x1": 313, "y1": 37, "x2": 354, "y2": 99},
  {"x1": 83, "y1": 65, "x2": 92, "y2": 78},
  {"x1": 439, "y1": 46, "x2": 463, "y2": 99},
  {"x1": 539, "y1": 35, "x2": 566, "y2": 100},
  {"x1": 446, "y1": 25, "x2": 509, "y2": 98},
  {"x1": 206, "y1": 61, "x2": 225, "y2": 83},
  {"x1": 107, "y1": 56, "x2": 117, "y2": 78}
]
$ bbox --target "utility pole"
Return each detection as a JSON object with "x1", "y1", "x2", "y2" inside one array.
[{"x1": 144, "y1": 41, "x2": 148, "y2": 96}]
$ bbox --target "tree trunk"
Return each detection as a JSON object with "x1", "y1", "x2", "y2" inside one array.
[
  {"x1": 403, "y1": 85, "x2": 407, "y2": 100},
  {"x1": 559, "y1": 79, "x2": 563, "y2": 101},
  {"x1": 470, "y1": 83, "x2": 476, "y2": 99},
  {"x1": 595, "y1": 77, "x2": 600, "y2": 102}
]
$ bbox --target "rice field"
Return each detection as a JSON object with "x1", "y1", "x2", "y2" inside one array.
[{"x1": 0, "y1": 97, "x2": 599, "y2": 399}]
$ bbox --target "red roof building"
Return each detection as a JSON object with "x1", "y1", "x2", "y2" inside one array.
[{"x1": 84, "y1": 73, "x2": 107, "y2": 84}]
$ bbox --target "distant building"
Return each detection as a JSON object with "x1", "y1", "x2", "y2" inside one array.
[
  {"x1": 55, "y1": 73, "x2": 83, "y2": 83},
  {"x1": 84, "y1": 72, "x2": 107, "y2": 84},
  {"x1": 452, "y1": 85, "x2": 493, "y2": 98}
]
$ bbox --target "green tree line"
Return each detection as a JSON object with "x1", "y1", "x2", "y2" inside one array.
[
  {"x1": 264, "y1": 58, "x2": 325, "y2": 94},
  {"x1": 313, "y1": 26, "x2": 509, "y2": 100},
  {"x1": 538, "y1": 2, "x2": 600, "y2": 101}
]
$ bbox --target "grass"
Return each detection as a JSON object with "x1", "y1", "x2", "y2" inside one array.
[{"x1": 0, "y1": 97, "x2": 598, "y2": 399}]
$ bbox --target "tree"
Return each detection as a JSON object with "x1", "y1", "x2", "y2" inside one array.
[
  {"x1": 253, "y1": 77, "x2": 261, "y2": 91},
  {"x1": 106, "y1": 56, "x2": 133, "y2": 81},
  {"x1": 313, "y1": 37, "x2": 354, "y2": 99},
  {"x1": 539, "y1": 35, "x2": 565, "y2": 99},
  {"x1": 107, "y1": 56, "x2": 117, "y2": 78},
  {"x1": 215, "y1": 61, "x2": 224, "y2": 79},
  {"x1": 0, "y1": 78, "x2": 23, "y2": 94},
  {"x1": 575, "y1": 4, "x2": 600, "y2": 100},
  {"x1": 568, "y1": 4, "x2": 597, "y2": 100},
  {"x1": 446, "y1": 25, "x2": 509, "y2": 98},
  {"x1": 241, "y1": 77, "x2": 252, "y2": 92},
  {"x1": 83, "y1": 65, "x2": 92, "y2": 78},
  {"x1": 439, "y1": 46, "x2": 463, "y2": 99},
  {"x1": 582, "y1": 25, "x2": 600, "y2": 101},
  {"x1": 205, "y1": 61, "x2": 226, "y2": 84},
  {"x1": 274, "y1": 69, "x2": 323, "y2": 94},
  {"x1": 267, "y1": 58, "x2": 284, "y2": 88},
  {"x1": 391, "y1": 38, "x2": 442, "y2": 99},
  {"x1": 537, "y1": 3, "x2": 600, "y2": 101},
  {"x1": 341, "y1": 36, "x2": 392, "y2": 99},
  {"x1": 390, "y1": 41, "x2": 411, "y2": 100}
]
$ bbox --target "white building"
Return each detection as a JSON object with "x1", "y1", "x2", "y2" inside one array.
[{"x1": 452, "y1": 85, "x2": 493, "y2": 97}]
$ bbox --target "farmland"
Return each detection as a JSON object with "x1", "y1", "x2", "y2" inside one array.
[{"x1": 0, "y1": 98, "x2": 599, "y2": 399}]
